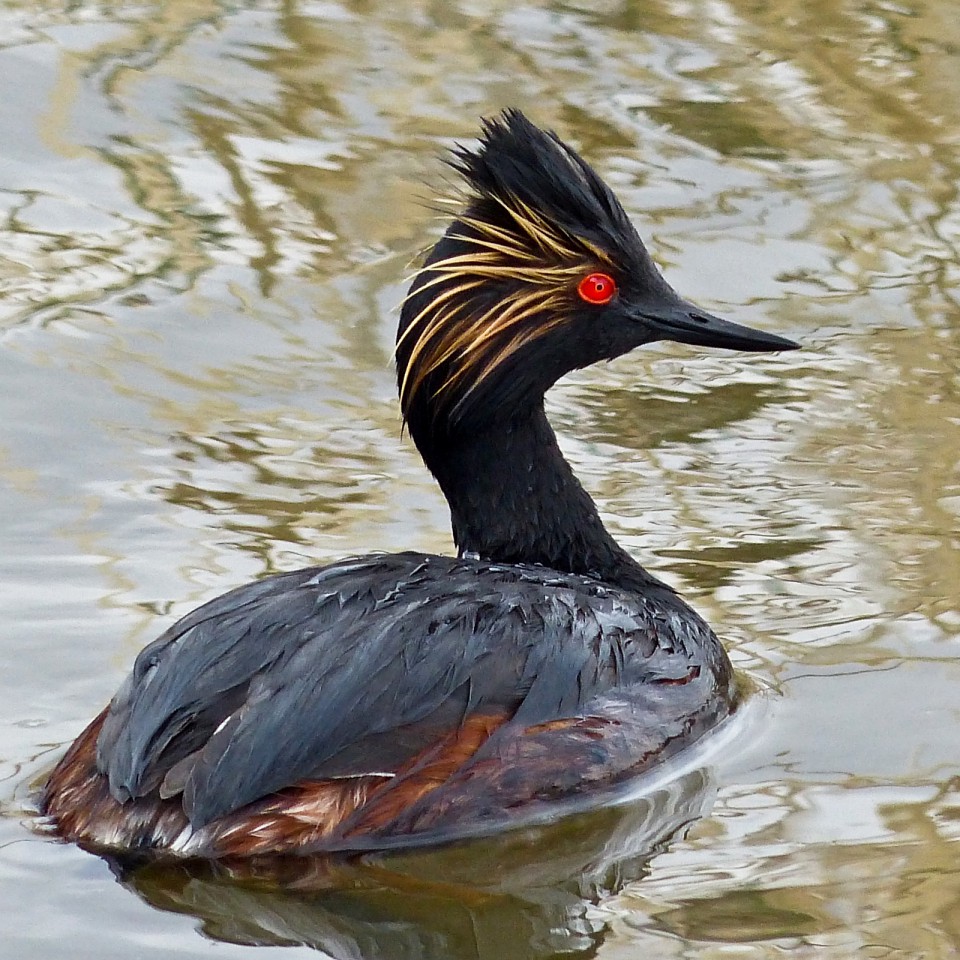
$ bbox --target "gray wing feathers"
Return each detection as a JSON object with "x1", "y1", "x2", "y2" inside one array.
[{"x1": 97, "y1": 553, "x2": 672, "y2": 827}]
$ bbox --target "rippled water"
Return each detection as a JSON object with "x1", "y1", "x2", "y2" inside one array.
[{"x1": 2, "y1": 1, "x2": 959, "y2": 957}]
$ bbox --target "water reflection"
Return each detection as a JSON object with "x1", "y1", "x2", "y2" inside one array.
[
  {"x1": 611, "y1": 775, "x2": 960, "y2": 955},
  {"x1": 112, "y1": 769, "x2": 715, "y2": 958}
]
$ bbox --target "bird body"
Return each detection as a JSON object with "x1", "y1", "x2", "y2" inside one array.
[{"x1": 42, "y1": 111, "x2": 796, "y2": 857}]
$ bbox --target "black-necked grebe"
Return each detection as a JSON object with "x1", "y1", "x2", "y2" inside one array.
[{"x1": 42, "y1": 110, "x2": 797, "y2": 857}]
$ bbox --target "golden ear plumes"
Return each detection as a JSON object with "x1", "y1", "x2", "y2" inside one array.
[{"x1": 397, "y1": 190, "x2": 615, "y2": 419}]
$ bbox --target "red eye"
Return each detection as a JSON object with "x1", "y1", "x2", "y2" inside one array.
[{"x1": 577, "y1": 272, "x2": 617, "y2": 305}]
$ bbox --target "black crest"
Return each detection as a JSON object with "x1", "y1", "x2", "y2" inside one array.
[
  {"x1": 448, "y1": 109, "x2": 642, "y2": 260},
  {"x1": 396, "y1": 111, "x2": 654, "y2": 433}
]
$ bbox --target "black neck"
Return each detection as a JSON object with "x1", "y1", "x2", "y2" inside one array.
[{"x1": 417, "y1": 406, "x2": 661, "y2": 592}]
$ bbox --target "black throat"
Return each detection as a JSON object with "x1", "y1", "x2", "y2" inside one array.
[{"x1": 415, "y1": 405, "x2": 660, "y2": 592}]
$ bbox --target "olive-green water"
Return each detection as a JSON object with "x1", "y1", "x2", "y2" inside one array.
[{"x1": 2, "y1": 2, "x2": 958, "y2": 957}]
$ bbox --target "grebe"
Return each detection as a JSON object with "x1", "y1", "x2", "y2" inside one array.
[{"x1": 42, "y1": 110, "x2": 797, "y2": 858}]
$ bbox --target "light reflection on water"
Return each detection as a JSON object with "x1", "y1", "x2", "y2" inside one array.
[{"x1": 1, "y1": 1, "x2": 959, "y2": 957}]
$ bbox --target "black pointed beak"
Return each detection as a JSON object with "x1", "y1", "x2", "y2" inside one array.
[{"x1": 634, "y1": 296, "x2": 799, "y2": 352}]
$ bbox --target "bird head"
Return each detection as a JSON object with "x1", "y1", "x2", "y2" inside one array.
[{"x1": 397, "y1": 110, "x2": 797, "y2": 440}]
